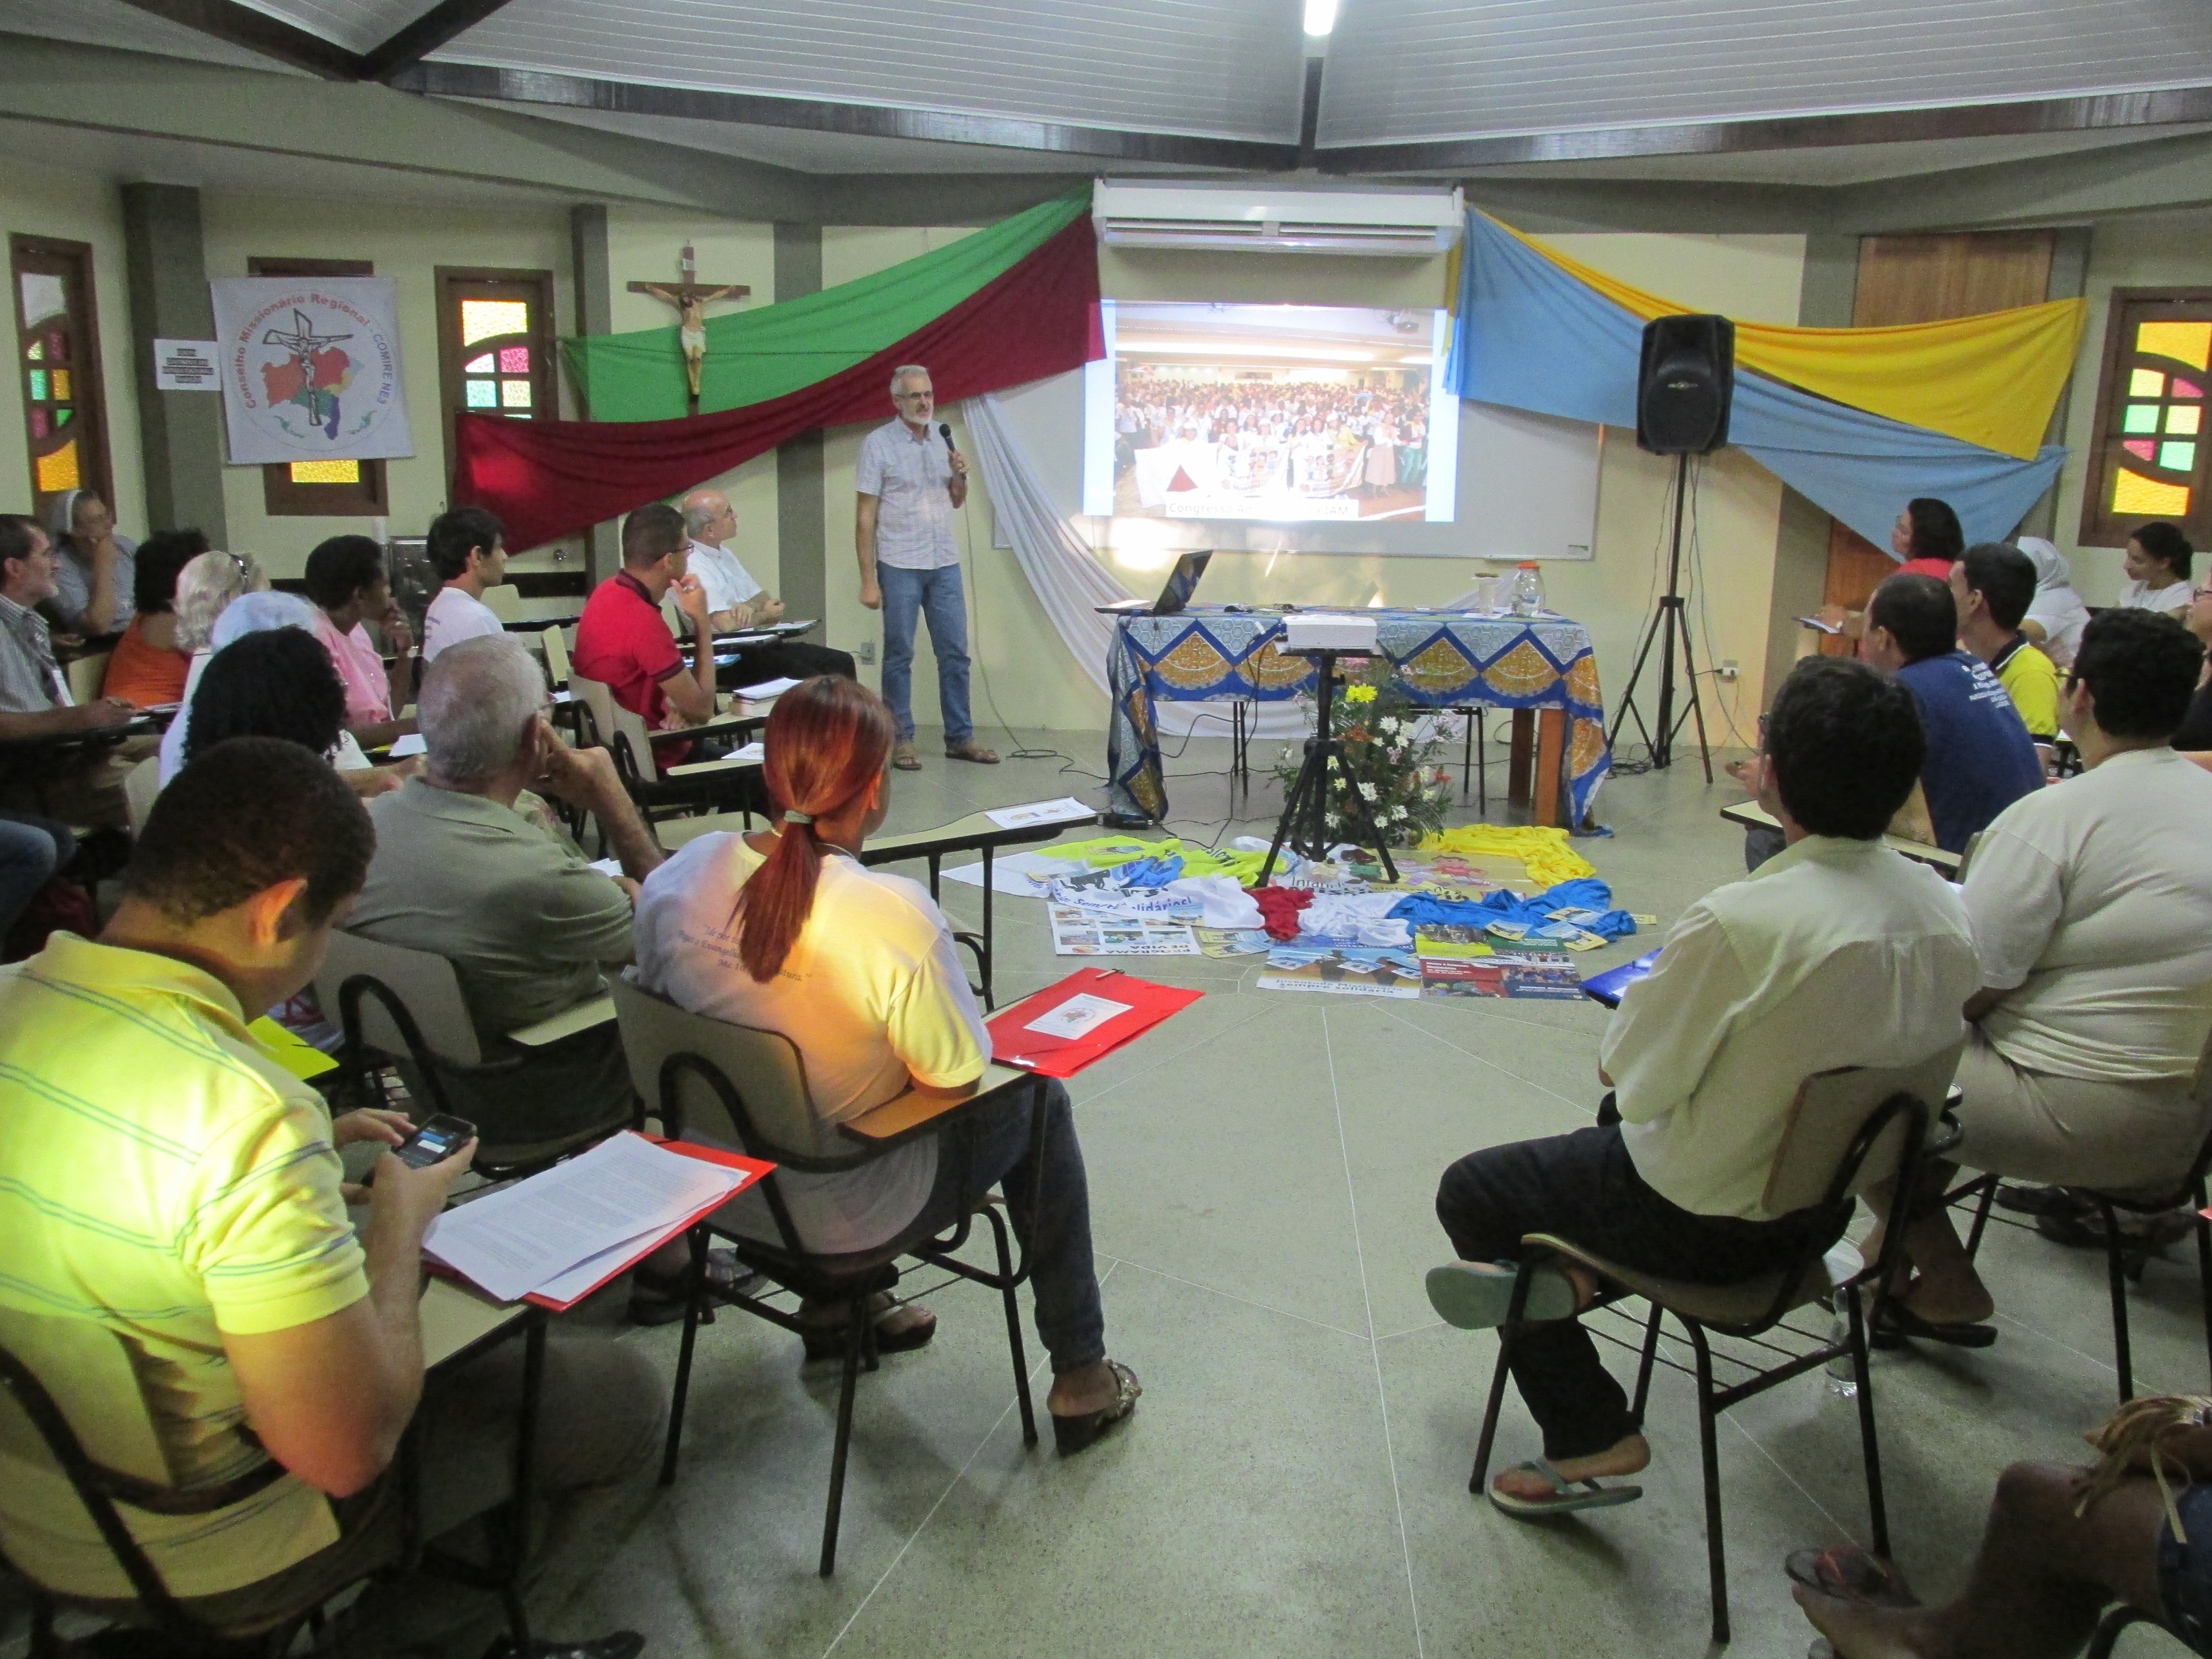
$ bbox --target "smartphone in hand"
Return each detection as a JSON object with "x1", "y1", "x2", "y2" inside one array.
[{"x1": 393, "y1": 1114, "x2": 476, "y2": 1169}]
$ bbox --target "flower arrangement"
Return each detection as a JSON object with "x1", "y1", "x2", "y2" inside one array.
[{"x1": 1272, "y1": 661, "x2": 1455, "y2": 848}]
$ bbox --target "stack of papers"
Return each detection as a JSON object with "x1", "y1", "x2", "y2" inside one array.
[
  {"x1": 983, "y1": 797, "x2": 1096, "y2": 830},
  {"x1": 732, "y1": 677, "x2": 799, "y2": 702},
  {"x1": 730, "y1": 740, "x2": 766, "y2": 763},
  {"x1": 423, "y1": 1133, "x2": 761, "y2": 1306}
]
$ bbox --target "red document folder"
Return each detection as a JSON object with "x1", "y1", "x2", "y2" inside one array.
[{"x1": 986, "y1": 968, "x2": 1203, "y2": 1078}]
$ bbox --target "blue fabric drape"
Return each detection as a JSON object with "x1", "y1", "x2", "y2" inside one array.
[{"x1": 1447, "y1": 213, "x2": 2066, "y2": 547}]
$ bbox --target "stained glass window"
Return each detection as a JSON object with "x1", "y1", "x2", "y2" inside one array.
[
  {"x1": 288, "y1": 459, "x2": 361, "y2": 485},
  {"x1": 2084, "y1": 293, "x2": 2212, "y2": 546},
  {"x1": 460, "y1": 299, "x2": 529, "y2": 347},
  {"x1": 439, "y1": 269, "x2": 554, "y2": 458},
  {"x1": 14, "y1": 237, "x2": 109, "y2": 520}
]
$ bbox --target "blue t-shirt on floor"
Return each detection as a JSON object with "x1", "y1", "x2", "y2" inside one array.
[{"x1": 1895, "y1": 649, "x2": 2047, "y2": 853}]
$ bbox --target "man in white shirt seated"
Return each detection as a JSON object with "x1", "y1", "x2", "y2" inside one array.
[
  {"x1": 632, "y1": 675, "x2": 1138, "y2": 1451},
  {"x1": 419, "y1": 506, "x2": 510, "y2": 662},
  {"x1": 1871, "y1": 608, "x2": 2212, "y2": 1342},
  {"x1": 1428, "y1": 657, "x2": 1979, "y2": 1516},
  {"x1": 677, "y1": 487, "x2": 855, "y2": 686}
]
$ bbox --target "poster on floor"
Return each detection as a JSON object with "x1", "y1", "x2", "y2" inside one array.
[
  {"x1": 1420, "y1": 951, "x2": 1584, "y2": 999},
  {"x1": 1255, "y1": 943, "x2": 1423, "y2": 998},
  {"x1": 209, "y1": 277, "x2": 414, "y2": 464},
  {"x1": 1049, "y1": 907, "x2": 1200, "y2": 957}
]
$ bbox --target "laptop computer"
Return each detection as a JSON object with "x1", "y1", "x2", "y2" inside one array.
[{"x1": 1095, "y1": 550, "x2": 1212, "y2": 618}]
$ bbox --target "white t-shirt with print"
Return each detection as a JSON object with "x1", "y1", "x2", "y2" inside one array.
[
  {"x1": 2118, "y1": 577, "x2": 2193, "y2": 614},
  {"x1": 422, "y1": 584, "x2": 506, "y2": 661},
  {"x1": 632, "y1": 832, "x2": 989, "y2": 1253}
]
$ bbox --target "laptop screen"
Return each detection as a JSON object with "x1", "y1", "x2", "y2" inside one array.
[{"x1": 1155, "y1": 550, "x2": 1212, "y2": 616}]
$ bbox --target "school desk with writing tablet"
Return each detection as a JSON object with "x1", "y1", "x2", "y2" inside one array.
[
  {"x1": 860, "y1": 808, "x2": 1102, "y2": 1006},
  {"x1": 1719, "y1": 799, "x2": 1961, "y2": 876},
  {"x1": 839, "y1": 1063, "x2": 1034, "y2": 1149}
]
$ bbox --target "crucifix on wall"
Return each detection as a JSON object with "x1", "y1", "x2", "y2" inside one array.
[{"x1": 628, "y1": 244, "x2": 750, "y2": 414}]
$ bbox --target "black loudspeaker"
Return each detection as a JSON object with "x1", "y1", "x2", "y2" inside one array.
[{"x1": 1636, "y1": 313, "x2": 1735, "y2": 455}]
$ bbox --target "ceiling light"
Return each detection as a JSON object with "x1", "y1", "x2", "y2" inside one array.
[{"x1": 1303, "y1": 0, "x2": 1337, "y2": 37}]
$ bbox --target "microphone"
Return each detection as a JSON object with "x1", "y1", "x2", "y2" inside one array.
[{"x1": 938, "y1": 421, "x2": 957, "y2": 454}]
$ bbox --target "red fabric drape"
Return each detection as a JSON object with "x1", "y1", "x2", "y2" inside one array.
[{"x1": 453, "y1": 216, "x2": 1103, "y2": 553}]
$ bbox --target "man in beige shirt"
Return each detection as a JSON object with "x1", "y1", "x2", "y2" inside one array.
[
  {"x1": 1875, "y1": 608, "x2": 2212, "y2": 1336},
  {"x1": 1428, "y1": 658, "x2": 1977, "y2": 1516}
]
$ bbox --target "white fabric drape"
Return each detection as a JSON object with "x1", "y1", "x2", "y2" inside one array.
[{"x1": 962, "y1": 392, "x2": 1309, "y2": 741}]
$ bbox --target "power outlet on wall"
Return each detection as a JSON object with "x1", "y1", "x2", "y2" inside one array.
[
  {"x1": 858, "y1": 640, "x2": 877, "y2": 665},
  {"x1": 1719, "y1": 660, "x2": 1740, "y2": 682}
]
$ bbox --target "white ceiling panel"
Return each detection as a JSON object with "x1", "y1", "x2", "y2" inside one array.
[
  {"x1": 1320, "y1": 0, "x2": 2212, "y2": 146},
  {"x1": 230, "y1": 0, "x2": 441, "y2": 54},
  {"x1": 0, "y1": 0, "x2": 311, "y2": 73},
  {"x1": 433, "y1": 0, "x2": 1309, "y2": 142},
  {"x1": 1451, "y1": 121, "x2": 2212, "y2": 183},
  {"x1": 479, "y1": 101, "x2": 1211, "y2": 172}
]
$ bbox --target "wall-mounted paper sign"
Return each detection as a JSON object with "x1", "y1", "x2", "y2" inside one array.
[{"x1": 153, "y1": 340, "x2": 222, "y2": 391}]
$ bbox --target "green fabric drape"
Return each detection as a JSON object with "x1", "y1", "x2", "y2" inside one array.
[{"x1": 564, "y1": 192, "x2": 1091, "y2": 421}]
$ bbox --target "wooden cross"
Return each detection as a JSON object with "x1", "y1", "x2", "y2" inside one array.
[{"x1": 628, "y1": 244, "x2": 750, "y2": 413}]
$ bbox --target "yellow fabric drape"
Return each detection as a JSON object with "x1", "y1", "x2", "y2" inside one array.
[
  {"x1": 1415, "y1": 824, "x2": 1598, "y2": 890},
  {"x1": 1493, "y1": 217, "x2": 2086, "y2": 460}
]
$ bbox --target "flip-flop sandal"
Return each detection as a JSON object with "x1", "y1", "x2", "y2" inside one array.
[
  {"x1": 1869, "y1": 1300, "x2": 1996, "y2": 1350},
  {"x1": 1488, "y1": 1458, "x2": 1643, "y2": 1517},
  {"x1": 1426, "y1": 1261, "x2": 1579, "y2": 1330},
  {"x1": 1784, "y1": 1546, "x2": 1918, "y2": 1608}
]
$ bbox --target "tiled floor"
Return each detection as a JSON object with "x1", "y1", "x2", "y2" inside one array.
[
  {"x1": 14, "y1": 726, "x2": 2193, "y2": 1659},
  {"x1": 535, "y1": 726, "x2": 2212, "y2": 1659}
]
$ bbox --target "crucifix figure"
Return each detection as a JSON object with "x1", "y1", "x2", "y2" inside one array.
[{"x1": 628, "y1": 244, "x2": 750, "y2": 412}]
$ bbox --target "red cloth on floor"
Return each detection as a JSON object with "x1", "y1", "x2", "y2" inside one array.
[
  {"x1": 1246, "y1": 885, "x2": 1312, "y2": 941},
  {"x1": 452, "y1": 215, "x2": 1102, "y2": 553}
]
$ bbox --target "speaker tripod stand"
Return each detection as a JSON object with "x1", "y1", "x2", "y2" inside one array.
[
  {"x1": 1258, "y1": 649, "x2": 1398, "y2": 886},
  {"x1": 1609, "y1": 450, "x2": 1714, "y2": 781}
]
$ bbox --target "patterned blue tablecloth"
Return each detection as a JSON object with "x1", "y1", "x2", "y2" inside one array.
[{"x1": 1106, "y1": 608, "x2": 1611, "y2": 824}]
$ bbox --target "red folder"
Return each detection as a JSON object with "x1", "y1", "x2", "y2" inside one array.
[{"x1": 986, "y1": 968, "x2": 1203, "y2": 1078}]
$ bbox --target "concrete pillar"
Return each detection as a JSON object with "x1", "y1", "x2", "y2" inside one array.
[
  {"x1": 773, "y1": 221, "x2": 826, "y2": 624},
  {"x1": 2016, "y1": 225, "x2": 2093, "y2": 541},
  {"x1": 120, "y1": 183, "x2": 228, "y2": 542},
  {"x1": 569, "y1": 203, "x2": 619, "y2": 581}
]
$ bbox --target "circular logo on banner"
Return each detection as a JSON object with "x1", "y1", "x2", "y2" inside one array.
[{"x1": 213, "y1": 280, "x2": 413, "y2": 464}]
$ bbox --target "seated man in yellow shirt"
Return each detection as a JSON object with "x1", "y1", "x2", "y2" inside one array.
[
  {"x1": 0, "y1": 736, "x2": 655, "y2": 1659},
  {"x1": 1953, "y1": 541, "x2": 2063, "y2": 741}
]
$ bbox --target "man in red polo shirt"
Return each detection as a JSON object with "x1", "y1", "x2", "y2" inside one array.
[{"x1": 574, "y1": 503, "x2": 719, "y2": 764}]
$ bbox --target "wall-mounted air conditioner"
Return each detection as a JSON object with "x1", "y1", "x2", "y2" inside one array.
[{"x1": 1092, "y1": 180, "x2": 1464, "y2": 257}]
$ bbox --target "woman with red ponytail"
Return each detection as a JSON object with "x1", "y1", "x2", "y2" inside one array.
[{"x1": 634, "y1": 677, "x2": 1139, "y2": 1452}]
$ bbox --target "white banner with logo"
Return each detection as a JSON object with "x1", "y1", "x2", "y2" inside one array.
[{"x1": 209, "y1": 277, "x2": 414, "y2": 465}]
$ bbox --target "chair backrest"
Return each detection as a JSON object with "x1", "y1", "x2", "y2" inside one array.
[
  {"x1": 65, "y1": 650, "x2": 112, "y2": 705},
  {"x1": 540, "y1": 625, "x2": 571, "y2": 689},
  {"x1": 607, "y1": 974, "x2": 849, "y2": 1166},
  {"x1": 1761, "y1": 1041, "x2": 1963, "y2": 1217},
  {"x1": 313, "y1": 929, "x2": 484, "y2": 1068},
  {"x1": 123, "y1": 755, "x2": 162, "y2": 837},
  {"x1": 601, "y1": 696, "x2": 666, "y2": 784},
  {"x1": 568, "y1": 672, "x2": 618, "y2": 749},
  {"x1": 480, "y1": 581, "x2": 522, "y2": 621},
  {"x1": 0, "y1": 1306, "x2": 169, "y2": 1492}
]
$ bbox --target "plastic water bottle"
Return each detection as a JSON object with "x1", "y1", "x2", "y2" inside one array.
[
  {"x1": 1508, "y1": 562, "x2": 1545, "y2": 617},
  {"x1": 1823, "y1": 1240, "x2": 1866, "y2": 1398}
]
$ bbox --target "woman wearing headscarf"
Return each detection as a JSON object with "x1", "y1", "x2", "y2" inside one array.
[
  {"x1": 43, "y1": 488, "x2": 138, "y2": 637},
  {"x1": 2015, "y1": 536, "x2": 2091, "y2": 669}
]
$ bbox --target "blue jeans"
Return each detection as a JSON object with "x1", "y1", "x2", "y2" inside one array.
[
  {"x1": 909, "y1": 1077, "x2": 1107, "y2": 1375},
  {"x1": 0, "y1": 813, "x2": 74, "y2": 938},
  {"x1": 878, "y1": 562, "x2": 972, "y2": 745}
]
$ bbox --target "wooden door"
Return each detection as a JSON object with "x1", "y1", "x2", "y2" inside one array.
[{"x1": 1819, "y1": 231, "x2": 2057, "y2": 648}]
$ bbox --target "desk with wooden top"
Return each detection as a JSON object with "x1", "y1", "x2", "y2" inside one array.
[{"x1": 1719, "y1": 799, "x2": 1962, "y2": 876}]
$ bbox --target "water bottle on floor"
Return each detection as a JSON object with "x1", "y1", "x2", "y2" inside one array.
[{"x1": 1823, "y1": 1240, "x2": 1866, "y2": 1399}]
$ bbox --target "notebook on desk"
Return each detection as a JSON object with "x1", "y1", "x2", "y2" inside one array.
[{"x1": 1094, "y1": 550, "x2": 1212, "y2": 618}]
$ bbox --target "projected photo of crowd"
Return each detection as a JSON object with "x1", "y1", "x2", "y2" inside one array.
[{"x1": 1106, "y1": 303, "x2": 1446, "y2": 523}]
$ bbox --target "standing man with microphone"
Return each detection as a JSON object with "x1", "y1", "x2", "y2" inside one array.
[{"x1": 856, "y1": 363, "x2": 998, "y2": 769}]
